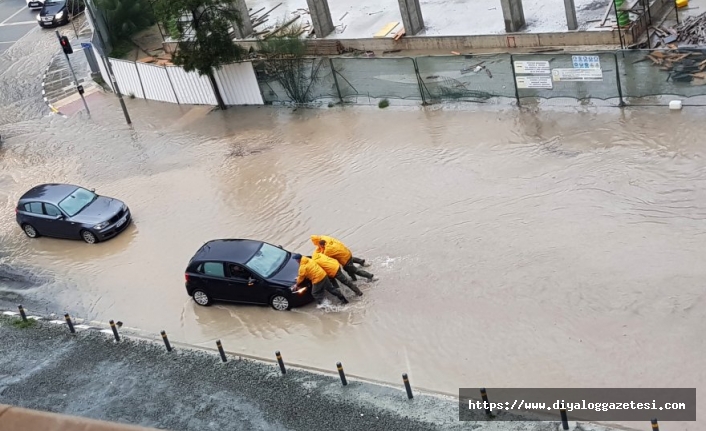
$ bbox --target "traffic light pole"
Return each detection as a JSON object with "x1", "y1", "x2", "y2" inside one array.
[{"x1": 55, "y1": 30, "x2": 90, "y2": 117}]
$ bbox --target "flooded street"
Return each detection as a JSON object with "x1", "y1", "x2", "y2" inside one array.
[
  {"x1": 1, "y1": 28, "x2": 705, "y2": 429},
  {"x1": 1, "y1": 98, "x2": 704, "y2": 430}
]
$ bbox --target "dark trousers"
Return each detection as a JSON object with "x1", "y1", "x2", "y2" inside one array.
[
  {"x1": 343, "y1": 258, "x2": 373, "y2": 281},
  {"x1": 331, "y1": 268, "x2": 362, "y2": 295},
  {"x1": 312, "y1": 277, "x2": 346, "y2": 304}
]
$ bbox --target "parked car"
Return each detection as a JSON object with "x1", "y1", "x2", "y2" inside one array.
[
  {"x1": 185, "y1": 239, "x2": 314, "y2": 311},
  {"x1": 26, "y1": 0, "x2": 45, "y2": 10},
  {"x1": 36, "y1": 0, "x2": 84, "y2": 27},
  {"x1": 16, "y1": 183, "x2": 131, "y2": 244}
]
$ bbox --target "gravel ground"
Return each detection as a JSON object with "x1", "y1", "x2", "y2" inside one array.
[{"x1": 0, "y1": 315, "x2": 627, "y2": 431}]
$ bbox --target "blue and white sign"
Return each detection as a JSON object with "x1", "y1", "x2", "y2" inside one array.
[{"x1": 572, "y1": 55, "x2": 601, "y2": 70}]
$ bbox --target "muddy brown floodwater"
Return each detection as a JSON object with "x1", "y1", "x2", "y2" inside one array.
[{"x1": 1, "y1": 98, "x2": 704, "y2": 430}]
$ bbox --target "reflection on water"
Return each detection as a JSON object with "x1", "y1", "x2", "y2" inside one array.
[{"x1": 1, "y1": 98, "x2": 705, "y2": 430}]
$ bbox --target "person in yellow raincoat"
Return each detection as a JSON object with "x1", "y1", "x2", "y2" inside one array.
[
  {"x1": 292, "y1": 254, "x2": 348, "y2": 305},
  {"x1": 310, "y1": 235, "x2": 376, "y2": 282},
  {"x1": 312, "y1": 251, "x2": 363, "y2": 296}
]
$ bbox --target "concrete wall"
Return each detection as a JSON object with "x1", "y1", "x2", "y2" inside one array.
[
  {"x1": 0, "y1": 404, "x2": 159, "y2": 431},
  {"x1": 218, "y1": 29, "x2": 631, "y2": 54},
  {"x1": 306, "y1": 0, "x2": 335, "y2": 38}
]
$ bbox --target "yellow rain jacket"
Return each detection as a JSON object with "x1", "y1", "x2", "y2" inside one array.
[
  {"x1": 296, "y1": 256, "x2": 327, "y2": 285},
  {"x1": 310, "y1": 235, "x2": 352, "y2": 266},
  {"x1": 312, "y1": 251, "x2": 341, "y2": 278}
]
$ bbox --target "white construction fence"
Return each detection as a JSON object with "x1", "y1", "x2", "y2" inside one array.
[{"x1": 96, "y1": 56, "x2": 264, "y2": 106}]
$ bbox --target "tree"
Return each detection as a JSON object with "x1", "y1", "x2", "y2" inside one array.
[
  {"x1": 94, "y1": 0, "x2": 154, "y2": 45},
  {"x1": 258, "y1": 23, "x2": 324, "y2": 104},
  {"x1": 154, "y1": 0, "x2": 247, "y2": 110}
]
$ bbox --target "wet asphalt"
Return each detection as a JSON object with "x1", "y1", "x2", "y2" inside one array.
[{"x1": 0, "y1": 315, "x2": 625, "y2": 431}]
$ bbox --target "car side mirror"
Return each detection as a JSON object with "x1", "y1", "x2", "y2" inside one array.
[
  {"x1": 53, "y1": 214, "x2": 63, "y2": 220},
  {"x1": 90, "y1": 188, "x2": 95, "y2": 192}
]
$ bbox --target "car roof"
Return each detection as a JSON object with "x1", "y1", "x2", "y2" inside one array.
[
  {"x1": 191, "y1": 239, "x2": 265, "y2": 264},
  {"x1": 19, "y1": 183, "x2": 80, "y2": 203}
]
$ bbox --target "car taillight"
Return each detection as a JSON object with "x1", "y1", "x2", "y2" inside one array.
[
  {"x1": 184, "y1": 273, "x2": 190, "y2": 282},
  {"x1": 15, "y1": 207, "x2": 18, "y2": 214}
]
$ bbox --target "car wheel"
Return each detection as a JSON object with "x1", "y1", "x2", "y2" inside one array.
[
  {"x1": 23, "y1": 224, "x2": 39, "y2": 238},
  {"x1": 193, "y1": 290, "x2": 211, "y2": 306},
  {"x1": 81, "y1": 230, "x2": 98, "y2": 244},
  {"x1": 270, "y1": 295, "x2": 290, "y2": 311}
]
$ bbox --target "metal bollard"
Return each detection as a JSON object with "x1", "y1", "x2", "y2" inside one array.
[
  {"x1": 216, "y1": 340, "x2": 227, "y2": 362},
  {"x1": 402, "y1": 373, "x2": 413, "y2": 399},
  {"x1": 651, "y1": 419, "x2": 659, "y2": 431},
  {"x1": 109, "y1": 320, "x2": 120, "y2": 342},
  {"x1": 480, "y1": 388, "x2": 491, "y2": 416},
  {"x1": 160, "y1": 330, "x2": 172, "y2": 352},
  {"x1": 18, "y1": 305, "x2": 27, "y2": 322},
  {"x1": 64, "y1": 313, "x2": 75, "y2": 334},
  {"x1": 275, "y1": 351, "x2": 286, "y2": 374},
  {"x1": 560, "y1": 403, "x2": 569, "y2": 430},
  {"x1": 336, "y1": 362, "x2": 347, "y2": 386}
]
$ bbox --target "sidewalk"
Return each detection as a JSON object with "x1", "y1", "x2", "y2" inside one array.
[
  {"x1": 0, "y1": 314, "x2": 626, "y2": 431},
  {"x1": 41, "y1": 15, "x2": 99, "y2": 116}
]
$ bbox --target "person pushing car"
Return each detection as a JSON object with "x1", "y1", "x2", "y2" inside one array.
[
  {"x1": 312, "y1": 251, "x2": 363, "y2": 296},
  {"x1": 292, "y1": 253, "x2": 348, "y2": 305},
  {"x1": 310, "y1": 235, "x2": 376, "y2": 282}
]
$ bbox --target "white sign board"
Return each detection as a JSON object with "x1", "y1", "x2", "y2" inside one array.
[
  {"x1": 572, "y1": 55, "x2": 601, "y2": 70},
  {"x1": 516, "y1": 76, "x2": 553, "y2": 89},
  {"x1": 513, "y1": 61, "x2": 551, "y2": 74},
  {"x1": 552, "y1": 68, "x2": 603, "y2": 82}
]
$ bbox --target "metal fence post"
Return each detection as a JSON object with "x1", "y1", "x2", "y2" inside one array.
[
  {"x1": 509, "y1": 54, "x2": 521, "y2": 107},
  {"x1": 614, "y1": 53, "x2": 626, "y2": 107},
  {"x1": 134, "y1": 61, "x2": 146, "y2": 100},
  {"x1": 412, "y1": 58, "x2": 427, "y2": 105},
  {"x1": 329, "y1": 58, "x2": 344, "y2": 105}
]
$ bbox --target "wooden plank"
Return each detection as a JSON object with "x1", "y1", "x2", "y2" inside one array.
[
  {"x1": 374, "y1": 21, "x2": 399, "y2": 38},
  {"x1": 393, "y1": 27, "x2": 405, "y2": 40}
]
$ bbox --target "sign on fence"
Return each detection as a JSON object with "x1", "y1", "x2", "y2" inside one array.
[
  {"x1": 571, "y1": 55, "x2": 601, "y2": 70},
  {"x1": 513, "y1": 61, "x2": 551, "y2": 75},
  {"x1": 515, "y1": 76, "x2": 553, "y2": 89},
  {"x1": 552, "y1": 69, "x2": 603, "y2": 82}
]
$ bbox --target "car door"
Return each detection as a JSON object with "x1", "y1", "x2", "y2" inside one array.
[
  {"x1": 197, "y1": 262, "x2": 230, "y2": 301},
  {"x1": 226, "y1": 263, "x2": 267, "y2": 304},
  {"x1": 23, "y1": 202, "x2": 52, "y2": 235},
  {"x1": 42, "y1": 203, "x2": 70, "y2": 238}
]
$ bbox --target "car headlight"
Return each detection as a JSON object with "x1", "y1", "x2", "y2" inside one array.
[
  {"x1": 36, "y1": 14, "x2": 41, "y2": 20},
  {"x1": 55, "y1": 11, "x2": 64, "y2": 19},
  {"x1": 93, "y1": 222, "x2": 109, "y2": 230}
]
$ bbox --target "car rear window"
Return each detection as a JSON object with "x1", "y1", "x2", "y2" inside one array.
[
  {"x1": 200, "y1": 262, "x2": 225, "y2": 278},
  {"x1": 24, "y1": 202, "x2": 44, "y2": 214}
]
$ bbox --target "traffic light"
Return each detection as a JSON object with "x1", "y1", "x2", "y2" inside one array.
[{"x1": 59, "y1": 36, "x2": 73, "y2": 54}]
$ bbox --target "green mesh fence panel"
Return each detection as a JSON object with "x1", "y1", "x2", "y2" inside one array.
[
  {"x1": 415, "y1": 55, "x2": 516, "y2": 102},
  {"x1": 512, "y1": 53, "x2": 621, "y2": 102},
  {"x1": 253, "y1": 58, "x2": 339, "y2": 104},
  {"x1": 330, "y1": 57, "x2": 422, "y2": 100},
  {"x1": 618, "y1": 49, "x2": 706, "y2": 101}
]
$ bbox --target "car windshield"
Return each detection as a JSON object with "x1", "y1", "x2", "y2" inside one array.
[
  {"x1": 58, "y1": 187, "x2": 97, "y2": 217},
  {"x1": 46, "y1": 1, "x2": 65, "y2": 5},
  {"x1": 245, "y1": 243, "x2": 288, "y2": 278}
]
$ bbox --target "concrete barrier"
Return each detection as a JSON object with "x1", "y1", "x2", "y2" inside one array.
[{"x1": 0, "y1": 404, "x2": 160, "y2": 431}]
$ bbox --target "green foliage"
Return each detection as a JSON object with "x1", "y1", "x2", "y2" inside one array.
[
  {"x1": 258, "y1": 23, "x2": 306, "y2": 58},
  {"x1": 95, "y1": 0, "x2": 155, "y2": 46},
  {"x1": 258, "y1": 22, "x2": 321, "y2": 104},
  {"x1": 378, "y1": 99, "x2": 389, "y2": 108},
  {"x1": 109, "y1": 39, "x2": 133, "y2": 59},
  {"x1": 12, "y1": 319, "x2": 37, "y2": 329},
  {"x1": 153, "y1": 0, "x2": 246, "y2": 76}
]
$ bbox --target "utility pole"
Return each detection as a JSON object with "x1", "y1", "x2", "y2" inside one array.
[
  {"x1": 104, "y1": 57, "x2": 131, "y2": 125},
  {"x1": 84, "y1": 0, "x2": 131, "y2": 125},
  {"x1": 55, "y1": 31, "x2": 90, "y2": 116}
]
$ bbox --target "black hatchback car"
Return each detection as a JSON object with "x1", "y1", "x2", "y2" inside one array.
[
  {"x1": 37, "y1": 0, "x2": 83, "y2": 27},
  {"x1": 16, "y1": 183, "x2": 131, "y2": 244},
  {"x1": 185, "y1": 239, "x2": 314, "y2": 311}
]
